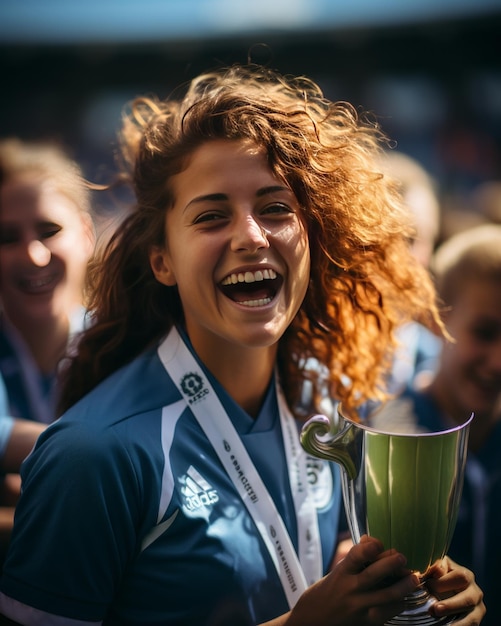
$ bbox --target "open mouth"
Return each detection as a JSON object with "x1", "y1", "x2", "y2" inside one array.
[
  {"x1": 18, "y1": 273, "x2": 57, "y2": 294},
  {"x1": 219, "y1": 269, "x2": 281, "y2": 307}
]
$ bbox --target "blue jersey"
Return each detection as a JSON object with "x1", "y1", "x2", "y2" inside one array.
[
  {"x1": 0, "y1": 309, "x2": 88, "y2": 424},
  {"x1": 0, "y1": 334, "x2": 342, "y2": 625}
]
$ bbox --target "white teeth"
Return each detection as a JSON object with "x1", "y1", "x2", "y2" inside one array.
[
  {"x1": 241, "y1": 298, "x2": 272, "y2": 307},
  {"x1": 31, "y1": 278, "x2": 50, "y2": 288},
  {"x1": 221, "y1": 269, "x2": 277, "y2": 286}
]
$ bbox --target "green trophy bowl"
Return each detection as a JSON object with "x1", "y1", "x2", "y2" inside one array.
[{"x1": 300, "y1": 406, "x2": 473, "y2": 626}]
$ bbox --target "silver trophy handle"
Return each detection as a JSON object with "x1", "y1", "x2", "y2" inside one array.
[{"x1": 300, "y1": 413, "x2": 359, "y2": 479}]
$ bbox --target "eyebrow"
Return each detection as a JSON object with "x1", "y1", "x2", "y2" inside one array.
[
  {"x1": 184, "y1": 186, "x2": 291, "y2": 211},
  {"x1": 257, "y1": 185, "x2": 291, "y2": 197},
  {"x1": 0, "y1": 219, "x2": 59, "y2": 227},
  {"x1": 37, "y1": 220, "x2": 60, "y2": 228}
]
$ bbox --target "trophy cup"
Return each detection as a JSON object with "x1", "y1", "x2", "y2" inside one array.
[{"x1": 300, "y1": 406, "x2": 473, "y2": 625}]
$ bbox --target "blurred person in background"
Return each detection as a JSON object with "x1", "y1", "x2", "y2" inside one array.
[
  {"x1": 470, "y1": 180, "x2": 501, "y2": 226},
  {"x1": 372, "y1": 223, "x2": 501, "y2": 626},
  {"x1": 0, "y1": 138, "x2": 95, "y2": 561},
  {"x1": 379, "y1": 150, "x2": 443, "y2": 394}
]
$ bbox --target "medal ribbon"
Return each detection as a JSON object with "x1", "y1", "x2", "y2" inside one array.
[{"x1": 158, "y1": 327, "x2": 322, "y2": 608}]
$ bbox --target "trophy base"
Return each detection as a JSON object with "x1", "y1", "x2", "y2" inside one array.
[{"x1": 385, "y1": 588, "x2": 460, "y2": 625}]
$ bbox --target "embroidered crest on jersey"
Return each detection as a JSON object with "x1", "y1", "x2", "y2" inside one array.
[
  {"x1": 180, "y1": 372, "x2": 209, "y2": 404},
  {"x1": 179, "y1": 465, "x2": 219, "y2": 512}
]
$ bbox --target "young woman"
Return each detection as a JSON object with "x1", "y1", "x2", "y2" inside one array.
[
  {"x1": 0, "y1": 138, "x2": 95, "y2": 563},
  {"x1": 0, "y1": 138, "x2": 95, "y2": 426},
  {"x1": 0, "y1": 65, "x2": 485, "y2": 625}
]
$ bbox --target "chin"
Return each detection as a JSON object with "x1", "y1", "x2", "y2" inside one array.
[{"x1": 234, "y1": 327, "x2": 284, "y2": 349}]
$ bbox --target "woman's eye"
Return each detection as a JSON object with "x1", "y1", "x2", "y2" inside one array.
[
  {"x1": 262, "y1": 203, "x2": 292, "y2": 215},
  {"x1": 38, "y1": 221, "x2": 62, "y2": 239},
  {"x1": 0, "y1": 229, "x2": 19, "y2": 245},
  {"x1": 40, "y1": 226, "x2": 62, "y2": 239},
  {"x1": 472, "y1": 325, "x2": 499, "y2": 343},
  {"x1": 193, "y1": 212, "x2": 224, "y2": 225}
]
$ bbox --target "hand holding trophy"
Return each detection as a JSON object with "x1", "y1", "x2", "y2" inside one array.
[{"x1": 300, "y1": 406, "x2": 473, "y2": 625}]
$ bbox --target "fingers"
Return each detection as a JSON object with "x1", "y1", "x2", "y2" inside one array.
[
  {"x1": 289, "y1": 536, "x2": 421, "y2": 626},
  {"x1": 426, "y1": 557, "x2": 486, "y2": 625},
  {"x1": 431, "y1": 601, "x2": 485, "y2": 626},
  {"x1": 341, "y1": 535, "x2": 384, "y2": 575},
  {"x1": 342, "y1": 536, "x2": 408, "y2": 577},
  {"x1": 339, "y1": 536, "x2": 420, "y2": 597},
  {"x1": 427, "y1": 565, "x2": 470, "y2": 597},
  {"x1": 427, "y1": 556, "x2": 476, "y2": 597}
]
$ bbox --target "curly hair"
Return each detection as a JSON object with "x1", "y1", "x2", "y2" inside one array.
[{"x1": 58, "y1": 63, "x2": 444, "y2": 417}]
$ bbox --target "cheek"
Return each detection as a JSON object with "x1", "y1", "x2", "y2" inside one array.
[
  {"x1": 46, "y1": 244, "x2": 74, "y2": 269},
  {"x1": 53, "y1": 233, "x2": 91, "y2": 263},
  {"x1": 294, "y1": 233, "x2": 311, "y2": 287},
  {"x1": 0, "y1": 251, "x2": 14, "y2": 279},
  {"x1": 444, "y1": 337, "x2": 481, "y2": 373},
  {"x1": 297, "y1": 252, "x2": 311, "y2": 296}
]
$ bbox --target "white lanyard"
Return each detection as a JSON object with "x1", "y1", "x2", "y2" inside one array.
[{"x1": 157, "y1": 327, "x2": 322, "y2": 608}]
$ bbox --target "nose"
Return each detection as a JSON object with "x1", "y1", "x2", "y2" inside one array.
[
  {"x1": 231, "y1": 215, "x2": 270, "y2": 252},
  {"x1": 27, "y1": 239, "x2": 52, "y2": 267}
]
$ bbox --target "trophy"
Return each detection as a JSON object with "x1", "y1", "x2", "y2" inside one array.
[{"x1": 300, "y1": 406, "x2": 473, "y2": 625}]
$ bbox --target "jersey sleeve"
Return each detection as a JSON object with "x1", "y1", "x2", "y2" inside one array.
[
  {"x1": 0, "y1": 415, "x2": 14, "y2": 458},
  {"x1": 0, "y1": 417, "x2": 142, "y2": 622}
]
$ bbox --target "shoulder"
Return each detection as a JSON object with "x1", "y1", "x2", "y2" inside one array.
[
  {"x1": 64, "y1": 345, "x2": 181, "y2": 426},
  {"x1": 26, "y1": 348, "x2": 188, "y2": 476}
]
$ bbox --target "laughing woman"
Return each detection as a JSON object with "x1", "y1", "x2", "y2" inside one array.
[
  {"x1": 0, "y1": 65, "x2": 485, "y2": 625},
  {"x1": 0, "y1": 139, "x2": 96, "y2": 564}
]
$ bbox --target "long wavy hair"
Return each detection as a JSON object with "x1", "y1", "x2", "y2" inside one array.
[{"x1": 59, "y1": 63, "x2": 444, "y2": 417}]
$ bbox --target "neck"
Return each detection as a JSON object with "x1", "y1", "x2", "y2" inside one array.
[
  {"x1": 187, "y1": 332, "x2": 277, "y2": 418},
  {"x1": 8, "y1": 314, "x2": 69, "y2": 375}
]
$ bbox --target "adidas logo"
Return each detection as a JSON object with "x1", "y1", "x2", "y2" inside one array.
[{"x1": 180, "y1": 465, "x2": 219, "y2": 511}]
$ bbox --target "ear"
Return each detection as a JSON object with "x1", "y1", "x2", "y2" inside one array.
[{"x1": 149, "y1": 246, "x2": 177, "y2": 286}]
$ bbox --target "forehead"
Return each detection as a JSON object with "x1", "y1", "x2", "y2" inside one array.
[
  {"x1": 171, "y1": 139, "x2": 278, "y2": 195},
  {"x1": 0, "y1": 177, "x2": 80, "y2": 224},
  {"x1": 186, "y1": 138, "x2": 264, "y2": 165},
  {"x1": 451, "y1": 278, "x2": 501, "y2": 321}
]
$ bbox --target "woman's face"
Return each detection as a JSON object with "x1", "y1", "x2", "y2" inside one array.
[
  {"x1": 0, "y1": 176, "x2": 94, "y2": 326},
  {"x1": 149, "y1": 139, "x2": 311, "y2": 356},
  {"x1": 436, "y1": 279, "x2": 501, "y2": 421}
]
